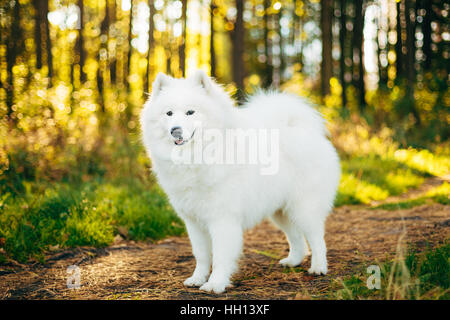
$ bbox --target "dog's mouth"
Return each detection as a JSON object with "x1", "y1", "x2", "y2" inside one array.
[{"x1": 173, "y1": 129, "x2": 196, "y2": 146}]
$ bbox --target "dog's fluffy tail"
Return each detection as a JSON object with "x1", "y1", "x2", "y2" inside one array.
[{"x1": 244, "y1": 91, "x2": 328, "y2": 136}]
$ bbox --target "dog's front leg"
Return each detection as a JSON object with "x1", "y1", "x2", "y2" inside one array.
[
  {"x1": 183, "y1": 219, "x2": 212, "y2": 287},
  {"x1": 199, "y1": 220, "x2": 243, "y2": 294}
]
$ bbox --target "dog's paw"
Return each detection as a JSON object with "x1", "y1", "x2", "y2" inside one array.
[
  {"x1": 308, "y1": 265, "x2": 327, "y2": 275},
  {"x1": 183, "y1": 275, "x2": 208, "y2": 287},
  {"x1": 279, "y1": 257, "x2": 302, "y2": 267},
  {"x1": 199, "y1": 280, "x2": 230, "y2": 294}
]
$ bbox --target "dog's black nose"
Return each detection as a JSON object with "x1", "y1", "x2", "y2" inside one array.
[{"x1": 170, "y1": 126, "x2": 182, "y2": 138}]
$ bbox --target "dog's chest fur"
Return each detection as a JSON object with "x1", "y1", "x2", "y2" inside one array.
[{"x1": 153, "y1": 160, "x2": 231, "y2": 221}]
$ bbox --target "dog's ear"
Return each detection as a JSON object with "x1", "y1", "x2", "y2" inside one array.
[
  {"x1": 190, "y1": 70, "x2": 214, "y2": 94},
  {"x1": 151, "y1": 72, "x2": 172, "y2": 99}
]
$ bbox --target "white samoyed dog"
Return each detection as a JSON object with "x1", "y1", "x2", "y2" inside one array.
[{"x1": 140, "y1": 70, "x2": 341, "y2": 294}]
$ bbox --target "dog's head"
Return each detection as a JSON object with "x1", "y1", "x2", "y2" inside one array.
[{"x1": 141, "y1": 70, "x2": 234, "y2": 152}]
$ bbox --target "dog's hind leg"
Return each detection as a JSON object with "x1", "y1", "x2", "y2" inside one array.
[
  {"x1": 271, "y1": 210, "x2": 309, "y2": 267},
  {"x1": 183, "y1": 219, "x2": 212, "y2": 287},
  {"x1": 290, "y1": 203, "x2": 328, "y2": 275},
  {"x1": 301, "y1": 217, "x2": 327, "y2": 275}
]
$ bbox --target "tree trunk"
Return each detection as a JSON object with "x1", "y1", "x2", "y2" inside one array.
[
  {"x1": 292, "y1": 1, "x2": 303, "y2": 68},
  {"x1": 98, "y1": 0, "x2": 110, "y2": 112},
  {"x1": 353, "y1": 0, "x2": 365, "y2": 109},
  {"x1": 145, "y1": 0, "x2": 155, "y2": 92},
  {"x1": 277, "y1": 8, "x2": 285, "y2": 85},
  {"x1": 231, "y1": 0, "x2": 245, "y2": 102},
  {"x1": 320, "y1": 0, "x2": 333, "y2": 97},
  {"x1": 395, "y1": 1, "x2": 404, "y2": 80},
  {"x1": 165, "y1": 10, "x2": 172, "y2": 75},
  {"x1": 263, "y1": 0, "x2": 273, "y2": 88},
  {"x1": 290, "y1": 2, "x2": 297, "y2": 59},
  {"x1": 421, "y1": 0, "x2": 432, "y2": 71},
  {"x1": 210, "y1": 0, "x2": 216, "y2": 77},
  {"x1": 6, "y1": 0, "x2": 21, "y2": 119},
  {"x1": 126, "y1": 0, "x2": 133, "y2": 92},
  {"x1": 404, "y1": 0, "x2": 420, "y2": 125},
  {"x1": 76, "y1": 0, "x2": 86, "y2": 83},
  {"x1": 43, "y1": 0, "x2": 52, "y2": 86},
  {"x1": 377, "y1": 20, "x2": 388, "y2": 86},
  {"x1": 34, "y1": 0, "x2": 43, "y2": 70},
  {"x1": 109, "y1": 0, "x2": 117, "y2": 84},
  {"x1": 33, "y1": 0, "x2": 52, "y2": 86},
  {"x1": 339, "y1": 0, "x2": 347, "y2": 107},
  {"x1": 179, "y1": 0, "x2": 187, "y2": 77}
]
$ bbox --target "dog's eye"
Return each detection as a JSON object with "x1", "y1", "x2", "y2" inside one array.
[
  {"x1": 166, "y1": 111, "x2": 173, "y2": 116},
  {"x1": 186, "y1": 110, "x2": 195, "y2": 115}
]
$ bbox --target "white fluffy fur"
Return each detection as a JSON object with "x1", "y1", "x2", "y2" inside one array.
[{"x1": 140, "y1": 70, "x2": 341, "y2": 294}]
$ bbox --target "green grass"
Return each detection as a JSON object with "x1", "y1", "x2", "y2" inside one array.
[
  {"x1": 393, "y1": 148, "x2": 450, "y2": 177},
  {"x1": 370, "y1": 182, "x2": 449, "y2": 210},
  {"x1": 332, "y1": 242, "x2": 450, "y2": 300},
  {"x1": 282, "y1": 266, "x2": 306, "y2": 274},
  {"x1": 335, "y1": 145, "x2": 450, "y2": 206},
  {"x1": 0, "y1": 178, "x2": 184, "y2": 263},
  {"x1": 425, "y1": 182, "x2": 450, "y2": 205},
  {"x1": 335, "y1": 155, "x2": 427, "y2": 206},
  {"x1": 371, "y1": 198, "x2": 427, "y2": 211}
]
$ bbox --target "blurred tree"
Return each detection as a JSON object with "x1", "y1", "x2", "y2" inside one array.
[
  {"x1": 6, "y1": 0, "x2": 23, "y2": 118},
  {"x1": 404, "y1": 0, "x2": 420, "y2": 125},
  {"x1": 34, "y1": 0, "x2": 43, "y2": 70},
  {"x1": 109, "y1": 0, "x2": 117, "y2": 85},
  {"x1": 339, "y1": 0, "x2": 347, "y2": 108},
  {"x1": 164, "y1": 3, "x2": 172, "y2": 75},
  {"x1": 145, "y1": 0, "x2": 155, "y2": 92},
  {"x1": 98, "y1": 0, "x2": 111, "y2": 112},
  {"x1": 43, "y1": 0, "x2": 52, "y2": 86},
  {"x1": 179, "y1": 0, "x2": 187, "y2": 77},
  {"x1": 210, "y1": 0, "x2": 216, "y2": 77},
  {"x1": 263, "y1": 0, "x2": 273, "y2": 88},
  {"x1": 376, "y1": 10, "x2": 388, "y2": 87},
  {"x1": 126, "y1": 0, "x2": 134, "y2": 92},
  {"x1": 75, "y1": 0, "x2": 86, "y2": 83},
  {"x1": 229, "y1": 0, "x2": 245, "y2": 101},
  {"x1": 353, "y1": 0, "x2": 365, "y2": 109},
  {"x1": 421, "y1": 0, "x2": 432, "y2": 71},
  {"x1": 395, "y1": 0, "x2": 404, "y2": 80},
  {"x1": 292, "y1": 0, "x2": 304, "y2": 69},
  {"x1": 320, "y1": 0, "x2": 332, "y2": 97},
  {"x1": 277, "y1": 5, "x2": 285, "y2": 84}
]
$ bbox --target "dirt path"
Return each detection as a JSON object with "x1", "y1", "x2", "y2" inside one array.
[{"x1": 0, "y1": 180, "x2": 448, "y2": 300}]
